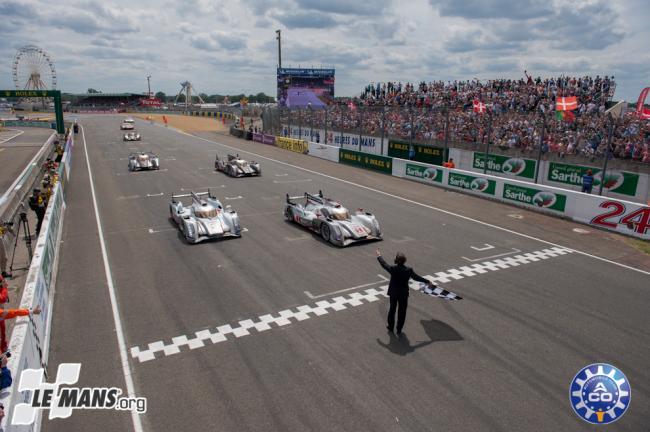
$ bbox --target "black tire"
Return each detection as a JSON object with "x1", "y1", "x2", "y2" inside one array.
[
  {"x1": 321, "y1": 223, "x2": 330, "y2": 242},
  {"x1": 285, "y1": 208, "x2": 293, "y2": 222}
]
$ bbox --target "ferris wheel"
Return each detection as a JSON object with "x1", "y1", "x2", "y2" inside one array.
[{"x1": 12, "y1": 45, "x2": 57, "y2": 91}]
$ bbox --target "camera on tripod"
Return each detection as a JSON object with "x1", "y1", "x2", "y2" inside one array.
[{"x1": 19, "y1": 212, "x2": 28, "y2": 223}]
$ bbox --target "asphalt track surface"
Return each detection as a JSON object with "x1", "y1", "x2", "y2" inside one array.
[
  {"x1": 44, "y1": 115, "x2": 649, "y2": 432},
  {"x1": 0, "y1": 127, "x2": 53, "y2": 195}
]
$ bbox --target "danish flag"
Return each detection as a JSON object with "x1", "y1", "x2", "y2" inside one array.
[
  {"x1": 473, "y1": 99, "x2": 487, "y2": 114},
  {"x1": 555, "y1": 96, "x2": 578, "y2": 111}
]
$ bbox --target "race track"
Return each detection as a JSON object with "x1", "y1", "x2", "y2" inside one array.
[
  {"x1": 44, "y1": 116, "x2": 650, "y2": 431},
  {"x1": 0, "y1": 127, "x2": 54, "y2": 195}
]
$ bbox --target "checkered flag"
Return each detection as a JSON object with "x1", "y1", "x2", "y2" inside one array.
[{"x1": 418, "y1": 283, "x2": 463, "y2": 300}]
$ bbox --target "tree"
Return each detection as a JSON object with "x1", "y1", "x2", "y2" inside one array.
[
  {"x1": 155, "y1": 91, "x2": 166, "y2": 101},
  {"x1": 87, "y1": 88, "x2": 100, "y2": 94}
]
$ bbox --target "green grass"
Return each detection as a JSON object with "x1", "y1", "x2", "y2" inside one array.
[{"x1": 626, "y1": 238, "x2": 650, "y2": 255}]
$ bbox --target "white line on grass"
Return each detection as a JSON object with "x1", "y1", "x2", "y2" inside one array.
[
  {"x1": 175, "y1": 129, "x2": 650, "y2": 277},
  {"x1": 81, "y1": 125, "x2": 144, "y2": 432}
]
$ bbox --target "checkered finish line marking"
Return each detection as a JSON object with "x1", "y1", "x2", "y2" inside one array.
[{"x1": 130, "y1": 247, "x2": 573, "y2": 363}]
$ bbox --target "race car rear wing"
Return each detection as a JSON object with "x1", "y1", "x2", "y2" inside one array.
[
  {"x1": 171, "y1": 190, "x2": 214, "y2": 203},
  {"x1": 286, "y1": 190, "x2": 324, "y2": 204}
]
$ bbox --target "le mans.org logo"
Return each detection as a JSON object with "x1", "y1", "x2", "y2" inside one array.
[
  {"x1": 570, "y1": 363, "x2": 631, "y2": 425},
  {"x1": 12, "y1": 363, "x2": 146, "y2": 425}
]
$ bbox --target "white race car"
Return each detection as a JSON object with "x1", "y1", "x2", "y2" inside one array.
[
  {"x1": 120, "y1": 122, "x2": 134, "y2": 130},
  {"x1": 123, "y1": 132, "x2": 141, "y2": 141},
  {"x1": 128, "y1": 152, "x2": 160, "y2": 171}
]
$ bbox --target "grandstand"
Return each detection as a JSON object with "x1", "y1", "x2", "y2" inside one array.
[
  {"x1": 69, "y1": 92, "x2": 152, "y2": 109},
  {"x1": 275, "y1": 74, "x2": 649, "y2": 164}
]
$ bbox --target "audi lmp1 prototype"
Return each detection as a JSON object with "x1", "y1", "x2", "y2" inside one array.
[
  {"x1": 128, "y1": 152, "x2": 160, "y2": 171},
  {"x1": 120, "y1": 122, "x2": 134, "y2": 130},
  {"x1": 123, "y1": 131, "x2": 141, "y2": 141},
  {"x1": 170, "y1": 190, "x2": 242, "y2": 244},
  {"x1": 284, "y1": 190, "x2": 382, "y2": 247},
  {"x1": 215, "y1": 154, "x2": 261, "y2": 177}
]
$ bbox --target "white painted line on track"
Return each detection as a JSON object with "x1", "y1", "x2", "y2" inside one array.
[
  {"x1": 81, "y1": 125, "x2": 144, "y2": 432},
  {"x1": 224, "y1": 195, "x2": 243, "y2": 200},
  {"x1": 131, "y1": 247, "x2": 574, "y2": 363},
  {"x1": 146, "y1": 192, "x2": 164, "y2": 197},
  {"x1": 273, "y1": 178, "x2": 312, "y2": 184},
  {"x1": 285, "y1": 234, "x2": 311, "y2": 241},
  {"x1": 390, "y1": 236, "x2": 415, "y2": 243},
  {"x1": 180, "y1": 185, "x2": 226, "y2": 191},
  {"x1": 148, "y1": 227, "x2": 177, "y2": 234},
  {"x1": 471, "y1": 244, "x2": 494, "y2": 251},
  {"x1": 116, "y1": 195, "x2": 140, "y2": 200},
  {"x1": 461, "y1": 248, "x2": 521, "y2": 262},
  {"x1": 508, "y1": 213, "x2": 524, "y2": 219},
  {"x1": 304, "y1": 274, "x2": 389, "y2": 299},
  {"x1": 274, "y1": 173, "x2": 288, "y2": 177},
  {"x1": 0, "y1": 129, "x2": 24, "y2": 143},
  {"x1": 175, "y1": 131, "x2": 650, "y2": 277}
]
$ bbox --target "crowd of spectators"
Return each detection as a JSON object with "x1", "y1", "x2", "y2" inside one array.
[{"x1": 280, "y1": 74, "x2": 649, "y2": 164}]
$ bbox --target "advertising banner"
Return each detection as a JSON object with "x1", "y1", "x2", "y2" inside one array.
[
  {"x1": 339, "y1": 149, "x2": 392, "y2": 173},
  {"x1": 253, "y1": 133, "x2": 276, "y2": 145},
  {"x1": 447, "y1": 172, "x2": 496, "y2": 195},
  {"x1": 388, "y1": 139, "x2": 446, "y2": 165},
  {"x1": 547, "y1": 162, "x2": 639, "y2": 197},
  {"x1": 281, "y1": 125, "x2": 383, "y2": 154},
  {"x1": 502, "y1": 183, "x2": 567, "y2": 212},
  {"x1": 473, "y1": 153, "x2": 537, "y2": 179},
  {"x1": 404, "y1": 162, "x2": 443, "y2": 184},
  {"x1": 275, "y1": 136, "x2": 308, "y2": 154},
  {"x1": 575, "y1": 197, "x2": 650, "y2": 238},
  {"x1": 308, "y1": 142, "x2": 340, "y2": 162}
]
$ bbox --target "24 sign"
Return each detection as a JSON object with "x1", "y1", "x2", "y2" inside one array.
[{"x1": 590, "y1": 200, "x2": 650, "y2": 234}]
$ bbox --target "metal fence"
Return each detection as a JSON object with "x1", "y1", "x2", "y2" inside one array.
[{"x1": 262, "y1": 105, "x2": 650, "y2": 177}]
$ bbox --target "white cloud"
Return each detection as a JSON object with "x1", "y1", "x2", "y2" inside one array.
[{"x1": 0, "y1": 0, "x2": 646, "y2": 101}]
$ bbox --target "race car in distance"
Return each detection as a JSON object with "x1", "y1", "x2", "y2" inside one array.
[
  {"x1": 123, "y1": 131, "x2": 141, "y2": 141},
  {"x1": 124, "y1": 117, "x2": 135, "y2": 123},
  {"x1": 120, "y1": 121, "x2": 134, "y2": 130},
  {"x1": 128, "y1": 152, "x2": 160, "y2": 171},
  {"x1": 170, "y1": 190, "x2": 242, "y2": 244},
  {"x1": 284, "y1": 190, "x2": 382, "y2": 247},
  {"x1": 215, "y1": 153, "x2": 261, "y2": 177}
]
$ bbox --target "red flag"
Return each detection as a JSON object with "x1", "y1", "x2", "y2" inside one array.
[
  {"x1": 347, "y1": 100, "x2": 356, "y2": 110},
  {"x1": 555, "y1": 96, "x2": 577, "y2": 111},
  {"x1": 472, "y1": 99, "x2": 487, "y2": 114}
]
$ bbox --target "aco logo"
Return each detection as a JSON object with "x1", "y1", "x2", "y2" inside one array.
[{"x1": 569, "y1": 363, "x2": 631, "y2": 425}]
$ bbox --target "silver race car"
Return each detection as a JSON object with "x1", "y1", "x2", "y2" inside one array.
[
  {"x1": 170, "y1": 190, "x2": 242, "y2": 244},
  {"x1": 120, "y1": 121, "x2": 134, "y2": 130},
  {"x1": 215, "y1": 154, "x2": 261, "y2": 177},
  {"x1": 284, "y1": 190, "x2": 382, "y2": 246},
  {"x1": 123, "y1": 131, "x2": 141, "y2": 141},
  {"x1": 128, "y1": 152, "x2": 160, "y2": 171}
]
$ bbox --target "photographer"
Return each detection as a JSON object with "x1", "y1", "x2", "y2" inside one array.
[
  {"x1": 0, "y1": 352, "x2": 12, "y2": 390},
  {"x1": 28, "y1": 188, "x2": 46, "y2": 235}
]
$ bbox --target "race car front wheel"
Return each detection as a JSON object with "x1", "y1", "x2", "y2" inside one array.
[{"x1": 321, "y1": 224, "x2": 330, "y2": 242}]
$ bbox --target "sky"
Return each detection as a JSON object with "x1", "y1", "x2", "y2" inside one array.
[{"x1": 0, "y1": 0, "x2": 648, "y2": 101}]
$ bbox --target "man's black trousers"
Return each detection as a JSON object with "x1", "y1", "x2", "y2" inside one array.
[{"x1": 387, "y1": 295, "x2": 408, "y2": 333}]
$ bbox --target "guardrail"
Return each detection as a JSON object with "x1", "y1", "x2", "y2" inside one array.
[
  {"x1": 0, "y1": 132, "x2": 73, "y2": 431},
  {"x1": 233, "y1": 132, "x2": 650, "y2": 240},
  {"x1": 0, "y1": 132, "x2": 57, "y2": 223}
]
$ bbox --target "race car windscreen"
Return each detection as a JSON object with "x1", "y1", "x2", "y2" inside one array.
[{"x1": 195, "y1": 207, "x2": 219, "y2": 218}]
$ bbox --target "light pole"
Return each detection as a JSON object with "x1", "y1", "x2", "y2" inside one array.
[
  {"x1": 276, "y1": 30, "x2": 282, "y2": 68},
  {"x1": 534, "y1": 111, "x2": 546, "y2": 184},
  {"x1": 146, "y1": 75, "x2": 151, "y2": 98},
  {"x1": 483, "y1": 112, "x2": 493, "y2": 174}
]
